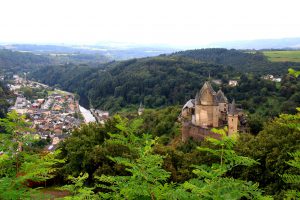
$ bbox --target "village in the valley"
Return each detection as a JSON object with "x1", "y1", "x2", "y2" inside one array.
[{"x1": 8, "y1": 75, "x2": 109, "y2": 151}]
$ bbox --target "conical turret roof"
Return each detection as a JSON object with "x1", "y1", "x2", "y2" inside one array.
[
  {"x1": 228, "y1": 99, "x2": 238, "y2": 115},
  {"x1": 216, "y1": 89, "x2": 228, "y2": 103}
]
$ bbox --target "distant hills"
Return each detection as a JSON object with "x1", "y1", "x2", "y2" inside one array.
[
  {"x1": 0, "y1": 49, "x2": 50, "y2": 74},
  {"x1": 0, "y1": 43, "x2": 177, "y2": 60},
  {"x1": 208, "y1": 37, "x2": 300, "y2": 50},
  {"x1": 1, "y1": 37, "x2": 300, "y2": 58}
]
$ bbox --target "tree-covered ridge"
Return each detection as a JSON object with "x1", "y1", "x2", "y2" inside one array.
[
  {"x1": 172, "y1": 48, "x2": 300, "y2": 74},
  {"x1": 30, "y1": 56, "x2": 232, "y2": 110},
  {"x1": 172, "y1": 48, "x2": 267, "y2": 66},
  {"x1": 30, "y1": 54, "x2": 300, "y2": 119},
  {"x1": 0, "y1": 47, "x2": 297, "y2": 113},
  {"x1": 222, "y1": 72, "x2": 300, "y2": 132},
  {"x1": 0, "y1": 49, "x2": 50, "y2": 74}
]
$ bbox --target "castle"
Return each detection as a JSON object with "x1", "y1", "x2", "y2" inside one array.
[{"x1": 180, "y1": 81, "x2": 245, "y2": 141}]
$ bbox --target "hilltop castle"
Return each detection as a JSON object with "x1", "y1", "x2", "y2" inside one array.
[{"x1": 180, "y1": 81, "x2": 245, "y2": 141}]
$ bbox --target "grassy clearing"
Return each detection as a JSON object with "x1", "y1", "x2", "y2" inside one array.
[
  {"x1": 263, "y1": 50, "x2": 300, "y2": 62},
  {"x1": 48, "y1": 89, "x2": 73, "y2": 96}
]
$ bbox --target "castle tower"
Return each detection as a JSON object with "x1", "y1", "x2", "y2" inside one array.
[
  {"x1": 216, "y1": 89, "x2": 228, "y2": 123},
  {"x1": 227, "y1": 99, "x2": 238, "y2": 136},
  {"x1": 194, "y1": 81, "x2": 219, "y2": 128}
]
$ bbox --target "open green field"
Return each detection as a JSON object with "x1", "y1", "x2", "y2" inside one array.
[
  {"x1": 263, "y1": 50, "x2": 300, "y2": 62},
  {"x1": 48, "y1": 88, "x2": 73, "y2": 96}
]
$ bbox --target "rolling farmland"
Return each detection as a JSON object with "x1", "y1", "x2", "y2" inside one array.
[{"x1": 263, "y1": 50, "x2": 300, "y2": 62}]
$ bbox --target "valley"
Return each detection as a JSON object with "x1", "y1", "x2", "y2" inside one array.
[
  {"x1": 1, "y1": 1, "x2": 300, "y2": 198},
  {"x1": 0, "y1": 47, "x2": 299, "y2": 199}
]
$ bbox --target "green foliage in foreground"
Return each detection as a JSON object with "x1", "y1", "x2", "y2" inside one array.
[
  {"x1": 61, "y1": 117, "x2": 270, "y2": 199},
  {"x1": 140, "y1": 106, "x2": 181, "y2": 139},
  {"x1": 1, "y1": 106, "x2": 299, "y2": 199},
  {"x1": 180, "y1": 128, "x2": 270, "y2": 200},
  {"x1": 281, "y1": 150, "x2": 300, "y2": 199},
  {"x1": 289, "y1": 68, "x2": 300, "y2": 78},
  {"x1": 0, "y1": 111, "x2": 64, "y2": 200},
  {"x1": 234, "y1": 108, "x2": 300, "y2": 198}
]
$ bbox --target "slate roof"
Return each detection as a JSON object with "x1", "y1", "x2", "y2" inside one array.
[
  {"x1": 182, "y1": 99, "x2": 195, "y2": 110},
  {"x1": 216, "y1": 89, "x2": 228, "y2": 103},
  {"x1": 195, "y1": 81, "x2": 217, "y2": 104},
  {"x1": 228, "y1": 99, "x2": 238, "y2": 115},
  {"x1": 199, "y1": 81, "x2": 216, "y2": 96}
]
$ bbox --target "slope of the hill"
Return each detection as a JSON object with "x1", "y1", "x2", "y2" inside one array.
[
  {"x1": 29, "y1": 49, "x2": 300, "y2": 113},
  {"x1": 172, "y1": 48, "x2": 300, "y2": 74},
  {"x1": 0, "y1": 49, "x2": 51, "y2": 74},
  {"x1": 0, "y1": 81, "x2": 13, "y2": 118},
  {"x1": 30, "y1": 56, "x2": 232, "y2": 110}
]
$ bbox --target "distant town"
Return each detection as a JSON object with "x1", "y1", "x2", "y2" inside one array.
[{"x1": 8, "y1": 75, "x2": 109, "y2": 151}]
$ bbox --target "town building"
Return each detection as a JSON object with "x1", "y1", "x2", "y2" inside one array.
[
  {"x1": 262, "y1": 74, "x2": 282, "y2": 82},
  {"x1": 228, "y1": 80, "x2": 238, "y2": 87}
]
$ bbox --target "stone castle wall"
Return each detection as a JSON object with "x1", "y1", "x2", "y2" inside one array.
[{"x1": 182, "y1": 122, "x2": 221, "y2": 142}]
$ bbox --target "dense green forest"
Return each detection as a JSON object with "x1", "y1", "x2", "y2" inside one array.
[
  {"x1": 30, "y1": 56, "x2": 233, "y2": 109},
  {"x1": 0, "y1": 49, "x2": 50, "y2": 74},
  {"x1": 1, "y1": 48, "x2": 299, "y2": 114},
  {"x1": 0, "y1": 49, "x2": 111, "y2": 77},
  {"x1": 29, "y1": 49, "x2": 300, "y2": 119},
  {"x1": 0, "y1": 81, "x2": 12, "y2": 118},
  {"x1": 0, "y1": 107, "x2": 299, "y2": 199},
  {"x1": 172, "y1": 48, "x2": 299, "y2": 75},
  {"x1": 1, "y1": 47, "x2": 300, "y2": 131}
]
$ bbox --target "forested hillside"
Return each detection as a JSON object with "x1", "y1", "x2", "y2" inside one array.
[
  {"x1": 172, "y1": 48, "x2": 299, "y2": 75},
  {"x1": 1, "y1": 49, "x2": 300, "y2": 199},
  {"x1": 0, "y1": 81, "x2": 12, "y2": 118},
  {"x1": 0, "y1": 49, "x2": 50, "y2": 74},
  {"x1": 30, "y1": 56, "x2": 235, "y2": 110},
  {"x1": 30, "y1": 49, "x2": 300, "y2": 115}
]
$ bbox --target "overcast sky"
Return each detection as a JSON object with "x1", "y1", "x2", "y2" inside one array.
[{"x1": 0, "y1": 0, "x2": 299, "y2": 47}]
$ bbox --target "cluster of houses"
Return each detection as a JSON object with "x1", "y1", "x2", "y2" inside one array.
[
  {"x1": 262, "y1": 74, "x2": 282, "y2": 82},
  {"x1": 7, "y1": 75, "x2": 49, "y2": 91},
  {"x1": 211, "y1": 79, "x2": 239, "y2": 87},
  {"x1": 9, "y1": 75, "x2": 83, "y2": 151},
  {"x1": 90, "y1": 108, "x2": 110, "y2": 124}
]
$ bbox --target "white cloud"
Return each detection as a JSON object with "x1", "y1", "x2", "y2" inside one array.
[{"x1": 0, "y1": 0, "x2": 299, "y2": 47}]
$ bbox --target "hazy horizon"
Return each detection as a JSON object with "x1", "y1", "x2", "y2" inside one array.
[{"x1": 1, "y1": 0, "x2": 300, "y2": 48}]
